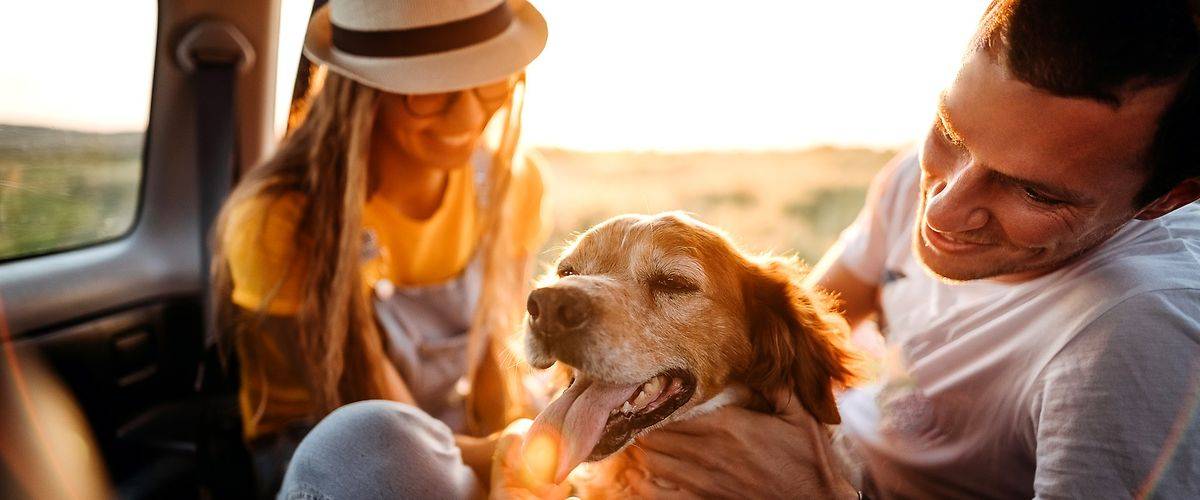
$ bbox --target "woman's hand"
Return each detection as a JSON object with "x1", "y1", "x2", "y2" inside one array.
[
  {"x1": 627, "y1": 389, "x2": 858, "y2": 500},
  {"x1": 456, "y1": 433, "x2": 500, "y2": 486},
  {"x1": 489, "y1": 419, "x2": 572, "y2": 500}
]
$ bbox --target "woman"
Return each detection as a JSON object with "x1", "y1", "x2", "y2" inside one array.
[{"x1": 210, "y1": 0, "x2": 550, "y2": 496}]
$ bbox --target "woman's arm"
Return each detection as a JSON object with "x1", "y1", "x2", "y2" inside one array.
[
  {"x1": 232, "y1": 311, "x2": 416, "y2": 430},
  {"x1": 456, "y1": 432, "x2": 500, "y2": 486},
  {"x1": 375, "y1": 347, "x2": 416, "y2": 405},
  {"x1": 482, "y1": 420, "x2": 573, "y2": 500}
]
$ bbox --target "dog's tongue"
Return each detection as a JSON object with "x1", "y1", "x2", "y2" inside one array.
[{"x1": 526, "y1": 375, "x2": 641, "y2": 483}]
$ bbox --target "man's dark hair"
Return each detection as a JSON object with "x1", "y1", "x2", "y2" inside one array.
[{"x1": 975, "y1": 0, "x2": 1199, "y2": 205}]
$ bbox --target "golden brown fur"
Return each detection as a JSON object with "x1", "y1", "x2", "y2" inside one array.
[{"x1": 526, "y1": 212, "x2": 862, "y2": 495}]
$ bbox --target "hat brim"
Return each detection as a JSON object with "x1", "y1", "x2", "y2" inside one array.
[{"x1": 303, "y1": 1, "x2": 547, "y2": 94}]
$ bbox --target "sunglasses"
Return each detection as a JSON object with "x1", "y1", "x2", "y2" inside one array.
[{"x1": 401, "y1": 78, "x2": 515, "y2": 117}]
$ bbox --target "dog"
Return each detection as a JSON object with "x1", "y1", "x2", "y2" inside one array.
[{"x1": 522, "y1": 212, "x2": 862, "y2": 496}]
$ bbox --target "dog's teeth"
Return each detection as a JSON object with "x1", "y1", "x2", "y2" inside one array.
[
  {"x1": 638, "y1": 376, "x2": 665, "y2": 405},
  {"x1": 621, "y1": 401, "x2": 635, "y2": 414},
  {"x1": 632, "y1": 388, "x2": 655, "y2": 409}
]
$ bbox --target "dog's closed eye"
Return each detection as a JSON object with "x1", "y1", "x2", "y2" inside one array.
[{"x1": 647, "y1": 273, "x2": 698, "y2": 294}]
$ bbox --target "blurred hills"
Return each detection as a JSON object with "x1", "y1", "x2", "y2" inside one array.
[{"x1": 0, "y1": 124, "x2": 142, "y2": 164}]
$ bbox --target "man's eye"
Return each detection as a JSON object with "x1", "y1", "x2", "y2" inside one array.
[
  {"x1": 1022, "y1": 187, "x2": 1064, "y2": 206},
  {"x1": 649, "y1": 274, "x2": 698, "y2": 294}
]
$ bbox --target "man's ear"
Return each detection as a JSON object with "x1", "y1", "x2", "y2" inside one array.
[
  {"x1": 741, "y1": 258, "x2": 862, "y2": 425},
  {"x1": 1136, "y1": 178, "x2": 1200, "y2": 220}
]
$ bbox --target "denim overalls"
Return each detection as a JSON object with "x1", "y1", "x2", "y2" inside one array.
[{"x1": 367, "y1": 148, "x2": 491, "y2": 434}]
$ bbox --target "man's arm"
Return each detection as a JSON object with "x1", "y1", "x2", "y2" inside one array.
[
  {"x1": 805, "y1": 152, "x2": 917, "y2": 330},
  {"x1": 630, "y1": 389, "x2": 859, "y2": 499},
  {"x1": 806, "y1": 246, "x2": 879, "y2": 331}
]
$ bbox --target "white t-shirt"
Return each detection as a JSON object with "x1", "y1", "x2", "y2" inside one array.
[{"x1": 834, "y1": 152, "x2": 1200, "y2": 499}]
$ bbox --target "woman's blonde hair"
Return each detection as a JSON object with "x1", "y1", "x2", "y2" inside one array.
[{"x1": 211, "y1": 68, "x2": 533, "y2": 435}]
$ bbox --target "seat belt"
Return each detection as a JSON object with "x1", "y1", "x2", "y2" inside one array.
[
  {"x1": 193, "y1": 61, "x2": 237, "y2": 331},
  {"x1": 175, "y1": 21, "x2": 255, "y2": 367},
  {"x1": 175, "y1": 21, "x2": 259, "y2": 499}
]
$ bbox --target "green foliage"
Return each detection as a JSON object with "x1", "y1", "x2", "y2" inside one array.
[{"x1": 0, "y1": 125, "x2": 142, "y2": 260}]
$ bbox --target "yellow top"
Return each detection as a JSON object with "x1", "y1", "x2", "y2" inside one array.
[{"x1": 223, "y1": 155, "x2": 551, "y2": 439}]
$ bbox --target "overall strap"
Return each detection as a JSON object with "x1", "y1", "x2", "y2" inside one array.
[{"x1": 470, "y1": 147, "x2": 492, "y2": 210}]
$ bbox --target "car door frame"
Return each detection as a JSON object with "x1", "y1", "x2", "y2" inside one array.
[{"x1": 0, "y1": 0, "x2": 285, "y2": 494}]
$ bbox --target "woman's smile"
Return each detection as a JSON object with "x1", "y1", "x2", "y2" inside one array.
[{"x1": 427, "y1": 130, "x2": 475, "y2": 148}]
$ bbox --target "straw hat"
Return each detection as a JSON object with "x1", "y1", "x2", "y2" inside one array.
[{"x1": 304, "y1": 0, "x2": 547, "y2": 94}]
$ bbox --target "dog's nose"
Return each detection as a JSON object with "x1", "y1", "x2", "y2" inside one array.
[
  {"x1": 526, "y1": 294, "x2": 542, "y2": 319},
  {"x1": 527, "y1": 287, "x2": 592, "y2": 335}
]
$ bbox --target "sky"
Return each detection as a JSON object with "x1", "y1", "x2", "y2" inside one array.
[
  {"x1": 0, "y1": 1, "x2": 157, "y2": 135},
  {"x1": 1, "y1": 0, "x2": 989, "y2": 152}
]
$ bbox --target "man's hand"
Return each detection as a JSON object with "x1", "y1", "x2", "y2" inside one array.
[
  {"x1": 628, "y1": 389, "x2": 857, "y2": 500},
  {"x1": 489, "y1": 419, "x2": 573, "y2": 500}
]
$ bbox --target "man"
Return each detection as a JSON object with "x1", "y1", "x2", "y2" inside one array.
[{"x1": 631, "y1": 1, "x2": 1200, "y2": 498}]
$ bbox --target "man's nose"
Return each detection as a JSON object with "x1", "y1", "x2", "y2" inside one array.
[{"x1": 924, "y1": 162, "x2": 990, "y2": 233}]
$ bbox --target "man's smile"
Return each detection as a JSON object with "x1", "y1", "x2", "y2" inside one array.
[{"x1": 921, "y1": 222, "x2": 996, "y2": 254}]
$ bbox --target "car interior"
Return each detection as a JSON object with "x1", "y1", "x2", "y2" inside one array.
[
  {"x1": 16, "y1": 1, "x2": 1173, "y2": 498},
  {"x1": 1, "y1": 0, "x2": 321, "y2": 496}
]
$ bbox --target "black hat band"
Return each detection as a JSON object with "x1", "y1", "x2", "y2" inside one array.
[{"x1": 331, "y1": 2, "x2": 513, "y2": 58}]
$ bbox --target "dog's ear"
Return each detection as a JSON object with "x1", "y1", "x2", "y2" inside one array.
[{"x1": 741, "y1": 258, "x2": 861, "y2": 425}]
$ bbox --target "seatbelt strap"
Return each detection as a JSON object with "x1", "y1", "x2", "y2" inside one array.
[
  {"x1": 192, "y1": 61, "x2": 238, "y2": 354},
  {"x1": 174, "y1": 23, "x2": 258, "y2": 498},
  {"x1": 193, "y1": 62, "x2": 238, "y2": 258},
  {"x1": 175, "y1": 20, "x2": 254, "y2": 387}
]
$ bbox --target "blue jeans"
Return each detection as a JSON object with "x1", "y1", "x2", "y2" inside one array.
[{"x1": 278, "y1": 400, "x2": 483, "y2": 500}]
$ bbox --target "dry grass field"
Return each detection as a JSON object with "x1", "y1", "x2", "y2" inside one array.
[{"x1": 532, "y1": 146, "x2": 899, "y2": 271}]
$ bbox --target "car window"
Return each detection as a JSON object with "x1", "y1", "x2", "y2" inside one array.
[
  {"x1": 0, "y1": 1, "x2": 156, "y2": 261},
  {"x1": 275, "y1": 0, "x2": 316, "y2": 138}
]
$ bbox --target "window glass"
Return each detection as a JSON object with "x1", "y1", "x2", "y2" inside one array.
[
  {"x1": 0, "y1": 1, "x2": 156, "y2": 260},
  {"x1": 275, "y1": 0, "x2": 316, "y2": 139}
]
